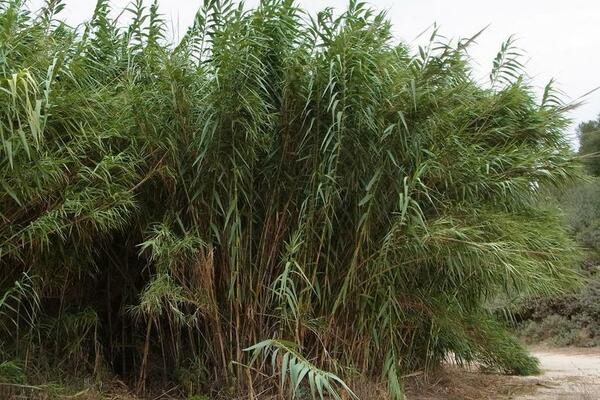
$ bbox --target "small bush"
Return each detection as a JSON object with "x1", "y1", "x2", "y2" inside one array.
[{"x1": 516, "y1": 278, "x2": 600, "y2": 347}]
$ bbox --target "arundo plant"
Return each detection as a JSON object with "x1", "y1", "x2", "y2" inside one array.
[{"x1": 0, "y1": 0, "x2": 581, "y2": 398}]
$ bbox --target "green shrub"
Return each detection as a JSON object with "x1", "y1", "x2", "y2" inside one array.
[{"x1": 516, "y1": 282, "x2": 600, "y2": 347}]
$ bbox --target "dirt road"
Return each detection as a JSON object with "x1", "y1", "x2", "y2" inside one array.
[
  {"x1": 514, "y1": 347, "x2": 600, "y2": 399},
  {"x1": 407, "y1": 347, "x2": 600, "y2": 400}
]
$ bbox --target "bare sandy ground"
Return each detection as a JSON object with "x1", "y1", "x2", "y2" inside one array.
[
  {"x1": 407, "y1": 347, "x2": 600, "y2": 400},
  {"x1": 513, "y1": 347, "x2": 600, "y2": 400}
]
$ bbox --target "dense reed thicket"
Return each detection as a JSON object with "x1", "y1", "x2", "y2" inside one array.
[{"x1": 0, "y1": 0, "x2": 582, "y2": 398}]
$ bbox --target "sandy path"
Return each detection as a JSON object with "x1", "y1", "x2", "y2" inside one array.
[
  {"x1": 514, "y1": 348, "x2": 600, "y2": 399},
  {"x1": 406, "y1": 347, "x2": 600, "y2": 400}
]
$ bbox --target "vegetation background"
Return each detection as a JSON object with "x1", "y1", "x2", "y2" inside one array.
[{"x1": 0, "y1": 0, "x2": 587, "y2": 399}]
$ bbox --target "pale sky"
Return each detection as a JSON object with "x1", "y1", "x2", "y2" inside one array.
[{"x1": 29, "y1": 0, "x2": 600, "y2": 143}]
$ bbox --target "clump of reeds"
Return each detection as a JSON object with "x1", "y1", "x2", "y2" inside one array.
[{"x1": 0, "y1": 0, "x2": 582, "y2": 398}]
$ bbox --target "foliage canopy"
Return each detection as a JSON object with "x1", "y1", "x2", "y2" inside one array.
[{"x1": 577, "y1": 114, "x2": 600, "y2": 176}]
